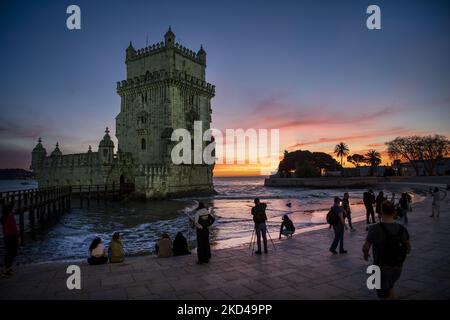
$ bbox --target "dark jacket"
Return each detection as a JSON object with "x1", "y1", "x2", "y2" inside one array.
[{"x1": 251, "y1": 203, "x2": 267, "y2": 224}]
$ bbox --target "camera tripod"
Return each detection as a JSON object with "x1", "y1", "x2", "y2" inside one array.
[{"x1": 249, "y1": 225, "x2": 276, "y2": 255}]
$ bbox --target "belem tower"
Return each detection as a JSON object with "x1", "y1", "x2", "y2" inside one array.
[{"x1": 31, "y1": 28, "x2": 216, "y2": 198}]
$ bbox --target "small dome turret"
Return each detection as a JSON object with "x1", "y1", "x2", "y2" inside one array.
[
  {"x1": 50, "y1": 142, "x2": 62, "y2": 157},
  {"x1": 32, "y1": 137, "x2": 47, "y2": 155},
  {"x1": 164, "y1": 26, "x2": 175, "y2": 47},
  {"x1": 99, "y1": 127, "x2": 115, "y2": 148}
]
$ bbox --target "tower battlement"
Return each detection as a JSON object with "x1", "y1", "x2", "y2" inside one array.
[
  {"x1": 116, "y1": 69, "x2": 215, "y2": 96},
  {"x1": 125, "y1": 27, "x2": 208, "y2": 80}
]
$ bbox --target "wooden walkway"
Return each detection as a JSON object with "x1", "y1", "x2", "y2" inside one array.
[{"x1": 0, "y1": 183, "x2": 134, "y2": 245}]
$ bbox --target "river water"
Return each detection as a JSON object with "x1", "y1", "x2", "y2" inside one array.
[{"x1": 0, "y1": 177, "x2": 422, "y2": 264}]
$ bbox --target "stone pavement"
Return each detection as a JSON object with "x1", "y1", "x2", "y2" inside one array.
[{"x1": 1, "y1": 195, "x2": 449, "y2": 300}]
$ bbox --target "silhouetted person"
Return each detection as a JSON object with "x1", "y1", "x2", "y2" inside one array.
[
  {"x1": 251, "y1": 198, "x2": 268, "y2": 254},
  {"x1": 194, "y1": 202, "x2": 214, "y2": 264},
  {"x1": 364, "y1": 189, "x2": 376, "y2": 227},
  {"x1": 342, "y1": 192, "x2": 354, "y2": 231},
  {"x1": 108, "y1": 232, "x2": 124, "y2": 263},
  {"x1": 430, "y1": 187, "x2": 446, "y2": 217},
  {"x1": 399, "y1": 193, "x2": 410, "y2": 223},
  {"x1": 1, "y1": 204, "x2": 20, "y2": 277},
  {"x1": 173, "y1": 232, "x2": 191, "y2": 256},
  {"x1": 376, "y1": 191, "x2": 386, "y2": 222},
  {"x1": 88, "y1": 237, "x2": 108, "y2": 265},
  {"x1": 155, "y1": 233, "x2": 173, "y2": 258},
  {"x1": 329, "y1": 197, "x2": 348, "y2": 254},
  {"x1": 363, "y1": 200, "x2": 411, "y2": 299},
  {"x1": 279, "y1": 214, "x2": 295, "y2": 239}
]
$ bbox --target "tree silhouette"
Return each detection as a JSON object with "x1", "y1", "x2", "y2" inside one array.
[
  {"x1": 365, "y1": 149, "x2": 382, "y2": 176},
  {"x1": 334, "y1": 142, "x2": 350, "y2": 167}
]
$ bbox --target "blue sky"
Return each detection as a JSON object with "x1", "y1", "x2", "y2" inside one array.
[{"x1": 0, "y1": 0, "x2": 449, "y2": 170}]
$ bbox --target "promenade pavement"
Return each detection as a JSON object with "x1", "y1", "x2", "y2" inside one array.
[{"x1": 1, "y1": 195, "x2": 449, "y2": 300}]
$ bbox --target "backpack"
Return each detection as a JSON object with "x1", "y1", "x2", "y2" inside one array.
[
  {"x1": 379, "y1": 224, "x2": 407, "y2": 266},
  {"x1": 198, "y1": 214, "x2": 215, "y2": 229},
  {"x1": 252, "y1": 204, "x2": 267, "y2": 224},
  {"x1": 326, "y1": 206, "x2": 340, "y2": 226}
]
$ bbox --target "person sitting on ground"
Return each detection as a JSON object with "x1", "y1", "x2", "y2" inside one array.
[
  {"x1": 279, "y1": 214, "x2": 295, "y2": 239},
  {"x1": 108, "y1": 232, "x2": 124, "y2": 263},
  {"x1": 363, "y1": 200, "x2": 411, "y2": 300},
  {"x1": 172, "y1": 232, "x2": 191, "y2": 256},
  {"x1": 155, "y1": 233, "x2": 173, "y2": 258},
  {"x1": 88, "y1": 237, "x2": 108, "y2": 265}
]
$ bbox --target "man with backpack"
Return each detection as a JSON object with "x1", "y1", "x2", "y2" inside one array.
[
  {"x1": 251, "y1": 198, "x2": 268, "y2": 254},
  {"x1": 363, "y1": 200, "x2": 411, "y2": 299},
  {"x1": 327, "y1": 197, "x2": 348, "y2": 254}
]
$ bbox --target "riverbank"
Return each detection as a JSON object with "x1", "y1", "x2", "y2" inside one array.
[
  {"x1": 1, "y1": 189, "x2": 449, "y2": 300},
  {"x1": 265, "y1": 175, "x2": 450, "y2": 189}
]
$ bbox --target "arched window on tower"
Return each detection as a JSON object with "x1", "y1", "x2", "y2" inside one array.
[{"x1": 141, "y1": 138, "x2": 146, "y2": 150}]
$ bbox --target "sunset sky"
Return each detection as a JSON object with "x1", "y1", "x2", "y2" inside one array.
[{"x1": 0, "y1": 0, "x2": 449, "y2": 176}]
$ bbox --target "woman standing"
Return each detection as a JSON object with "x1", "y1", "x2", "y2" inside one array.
[
  {"x1": 342, "y1": 193, "x2": 354, "y2": 231},
  {"x1": 1, "y1": 204, "x2": 20, "y2": 277},
  {"x1": 194, "y1": 202, "x2": 214, "y2": 265}
]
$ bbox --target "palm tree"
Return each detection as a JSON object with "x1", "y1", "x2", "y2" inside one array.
[
  {"x1": 365, "y1": 149, "x2": 382, "y2": 176},
  {"x1": 334, "y1": 142, "x2": 350, "y2": 167}
]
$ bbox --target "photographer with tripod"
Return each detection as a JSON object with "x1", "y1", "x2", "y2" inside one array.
[{"x1": 251, "y1": 198, "x2": 268, "y2": 255}]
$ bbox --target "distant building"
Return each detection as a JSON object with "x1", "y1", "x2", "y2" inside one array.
[
  {"x1": 31, "y1": 28, "x2": 216, "y2": 198},
  {"x1": 341, "y1": 166, "x2": 388, "y2": 177},
  {"x1": 393, "y1": 158, "x2": 450, "y2": 176}
]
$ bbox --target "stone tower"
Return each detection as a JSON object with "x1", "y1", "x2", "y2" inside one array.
[{"x1": 116, "y1": 28, "x2": 216, "y2": 197}]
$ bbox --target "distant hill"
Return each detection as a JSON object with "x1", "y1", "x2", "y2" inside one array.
[{"x1": 0, "y1": 168, "x2": 34, "y2": 180}]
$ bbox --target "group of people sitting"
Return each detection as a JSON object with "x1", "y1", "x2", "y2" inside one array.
[
  {"x1": 87, "y1": 202, "x2": 216, "y2": 266},
  {"x1": 87, "y1": 232, "x2": 124, "y2": 265}
]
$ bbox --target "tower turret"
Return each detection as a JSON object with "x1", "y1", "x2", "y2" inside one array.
[
  {"x1": 99, "y1": 127, "x2": 114, "y2": 163},
  {"x1": 126, "y1": 41, "x2": 136, "y2": 61},
  {"x1": 197, "y1": 45, "x2": 206, "y2": 65},
  {"x1": 50, "y1": 142, "x2": 62, "y2": 157},
  {"x1": 164, "y1": 26, "x2": 175, "y2": 48},
  {"x1": 31, "y1": 137, "x2": 47, "y2": 170}
]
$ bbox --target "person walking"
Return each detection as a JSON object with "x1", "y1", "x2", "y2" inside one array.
[
  {"x1": 251, "y1": 198, "x2": 268, "y2": 254},
  {"x1": 194, "y1": 202, "x2": 214, "y2": 264},
  {"x1": 430, "y1": 187, "x2": 447, "y2": 217},
  {"x1": 328, "y1": 197, "x2": 348, "y2": 254},
  {"x1": 363, "y1": 200, "x2": 411, "y2": 299},
  {"x1": 342, "y1": 193, "x2": 354, "y2": 231},
  {"x1": 376, "y1": 191, "x2": 386, "y2": 222},
  {"x1": 1, "y1": 204, "x2": 20, "y2": 277}
]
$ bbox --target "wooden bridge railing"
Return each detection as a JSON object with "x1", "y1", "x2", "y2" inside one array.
[
  {"x1": 0, "y1": 183, "x2": 134, "y2": 245},
  {"x1": 0, "y1": 186, "x2": 72, "y2": 244}
]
